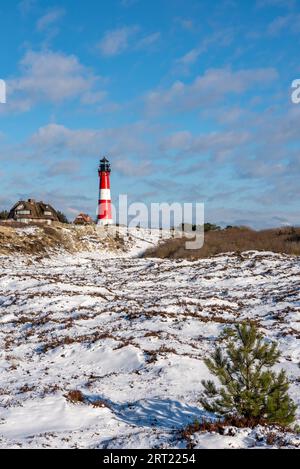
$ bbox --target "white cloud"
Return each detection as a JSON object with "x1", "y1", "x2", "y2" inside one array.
[
  {"x1": 267, "y1": 13, "x2": 300, "y2": 35},
  {"x1": 45, "y1": 160, "x2": 81, "y2": 177},
  {"x1": 176, "y1": 30, "x2": 234, "y2": 69},
  {"x1": 97, "y1": 26, "x2": 160, "y2": 56},
  {"x1": 160, "y1": 129, "x2": 250, "y2": 161},
  {"x1": 160, "y1": 131, "x2": 192, "y2": 152},
  {"x1": 178, "y1": 48, "x2": 201, "y2": 66},
  {"x1": 28, "y1": 122, "x2": 154, "y2": 176},
  {"x1": 136, "y1": 32, "x2": 161, "y2": 49},
  {"x1": 3, "y1": 50, "x2": 106, "y2": 113},
  {"x1": 208, "y1": 206, "x2": 299, "y2": 230},
  {"x1": 36, "y1": 7, "x2": 65, "y2": 32},
  {"x1": 145, "y1": 67, "x2": 278, "y2": 116},
  {"x1": 80, "y1": 90, "x2": 107, "y2": 105},
  {"x1": 113, "y1": 158, "x2": 152, "y2": 176},
  {"x1": 28, "y1": 123, "x2": 152, "y2": 164},
  {"x1": 97, "y1": 26, "x2": 139, "y2": 56}
]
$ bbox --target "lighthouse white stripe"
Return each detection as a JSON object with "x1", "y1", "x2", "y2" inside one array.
[
  {"x1": 97, "y1": 219, "x2": 113, "y2": 226},
  {"x1": 100, "y1": 189, "x2": 111, "y2": 200}
]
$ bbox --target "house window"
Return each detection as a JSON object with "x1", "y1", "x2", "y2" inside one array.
[
  {"x1": 44, "y1": 211, "x2": 53, "y2": 216},
  {"x1": 16, "y1": 210, "x2": 31, "y2": 215}
]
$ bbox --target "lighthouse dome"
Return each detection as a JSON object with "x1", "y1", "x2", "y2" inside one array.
[{"x1": 99, "y1": 157, "x2": 111, "y2": 173}]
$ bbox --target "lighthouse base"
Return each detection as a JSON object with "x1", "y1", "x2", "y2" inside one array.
[{"x1": 97, "y1": 219, "x2": 113, "y2": 226}]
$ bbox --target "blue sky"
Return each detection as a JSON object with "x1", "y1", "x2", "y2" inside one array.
[{"x1": 0, "y1": 0, "x2": 300, "y2": 227}]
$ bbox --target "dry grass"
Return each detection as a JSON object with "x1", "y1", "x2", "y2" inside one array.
[
  {"x1": 143, "y1": 227, "x2": 300, "y2": 260},
  {"x1": 181, "y1": 416, "x2": 298, "y2": 449},
  {"x1": 182, "y1": 416, "x2": 268, "y2": 436},
  {"x1": 43, "y1": 331, "x2": 114, "y2": 352},
  {"x1": 0, "y1": 222, "x2": 126, "y2": 255}
]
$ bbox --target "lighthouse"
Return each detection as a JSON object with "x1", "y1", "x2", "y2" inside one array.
[{"x1": 97, "y1": 157, "x2": 113, "y2": 226}]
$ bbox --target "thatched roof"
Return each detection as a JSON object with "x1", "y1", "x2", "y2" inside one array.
[
  {"x1": 8, "y1": 199, "x2": 59, "y2": 222},
  {"x1": 74, "y1": 213, "x2": 93, "y2": 224}
]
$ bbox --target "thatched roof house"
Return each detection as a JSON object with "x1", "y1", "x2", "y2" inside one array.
[
  {"x1": 8, "y1": 199, "x2": 59, "y2": 225},
  {"x1": 73, "y1": 213, "x2": 94, "y2": 225}
]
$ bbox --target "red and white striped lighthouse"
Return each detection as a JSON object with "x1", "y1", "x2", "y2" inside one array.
[{"x1": 97, "y1": 157, "x2": 113, "y2": 226}]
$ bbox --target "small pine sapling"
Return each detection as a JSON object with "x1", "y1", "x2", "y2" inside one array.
[{"x1": 200, "y1": 323, "x2": 297, "y2": 427}]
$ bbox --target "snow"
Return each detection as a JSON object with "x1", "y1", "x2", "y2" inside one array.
[
  {"x1": 0, "y1": 229, "x2": 300, "y2": 448},
  {"x1": 15, "y1": 226, "x2": 39, "y2": 237},
  {"x1": 0, "y1": 395, "x2": 111, "y2": 439}
]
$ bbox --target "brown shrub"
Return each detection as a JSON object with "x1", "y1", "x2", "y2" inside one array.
[
  {"x1": 146, "y1": 350, "x2": 158, "y2": 363},
  {"x1": 157, "y1": 345, "x2": 177, "y2": 355},
  {"x1": 65, "y1": 390, "x2": 84, "y2": 404},
  {"x1": 65, "y1": 390, "x2": 110, "y2": 409},
  {"x1": 18, "y1": 384, "x2": 36, "y2": 394},
  {"x1": 143, "y1": 227, "x2": 300, "y2": 260},
  {"x1": 266, "y1": 432, "x2": 277, "y2": 446},
  {"x1": 144, "y1": 331, "x2": 162, "y2": 339}
]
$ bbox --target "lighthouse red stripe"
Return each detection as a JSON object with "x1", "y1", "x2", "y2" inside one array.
[{"x1": 100, "y1": 172, "x2": 111, "y2": 189}]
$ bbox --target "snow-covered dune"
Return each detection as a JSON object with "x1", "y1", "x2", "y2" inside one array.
[{"x1": 0, "y1": 231, "x2": 299, "y2": 448}]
